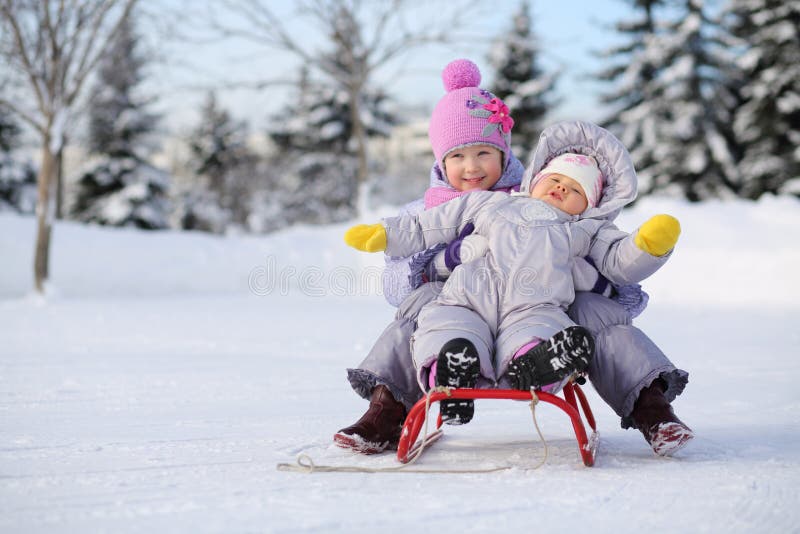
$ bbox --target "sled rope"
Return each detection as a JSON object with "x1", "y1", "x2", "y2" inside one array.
[
  {"x1": 526, "y1": 389, "x2": 549, "y2": 469},
  {"x1": 275, "y1": 387, "x2": 548, "y2": 474}
]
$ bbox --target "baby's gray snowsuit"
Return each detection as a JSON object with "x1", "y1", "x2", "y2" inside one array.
[
  {"x1": 525, "y1": 120, "x2": 687, "y2": 426},
  {"x1": 381, "y1": 123, "x2": 670, "y2": 390}
]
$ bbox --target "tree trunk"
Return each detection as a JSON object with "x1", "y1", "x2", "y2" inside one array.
[
  {"x1": 349, "y1": 85, "x2": 369, "y2": 213},
  {"x1": 55, "y1": 141, "x2": 65, "y2": 219},
  {"x1": 352, "y1": 107, "x2": 368, "y2": 185},
  {"x1": 34, "y1": 139, "x2": 57, "y2": 294},
  {"x1": 350, "y1": 88, "x2": 369, "y2": 183}
]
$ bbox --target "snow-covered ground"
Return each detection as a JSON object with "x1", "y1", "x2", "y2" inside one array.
[{"x1": 1, "y1": 196, "x2": 799, "y2": 533}]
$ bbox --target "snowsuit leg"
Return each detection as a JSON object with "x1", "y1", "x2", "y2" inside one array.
[
  {"x1": 411, "y1": 305, "x2": 495, "y2": 392},
  {"x1": 567, "y1": 291, "x2": 689, "y2": 428},
  {"x1": 346, "y1": 282, "x2": 443, "y2": 409},
  {"x1": 411, "y1": 260, "x2": 503, "y2": 391}
]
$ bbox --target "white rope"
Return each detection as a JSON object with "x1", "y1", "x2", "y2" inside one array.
[
  {"x1": 525, "y1": 389, "x2": 549, "y2": 470},
  {"x1": 275, "y1": 387, "x2": 549, "y2": 474}
]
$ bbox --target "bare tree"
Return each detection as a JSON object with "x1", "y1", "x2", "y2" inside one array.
[
  {"x1": 206, "y1": 0, "x2": 469, "y2": 189},
  {"x1": 0, "y1": 0, "x2": 137, "y2": 293}
]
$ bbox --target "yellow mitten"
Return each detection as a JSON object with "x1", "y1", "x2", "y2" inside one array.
[
  {"x1": 344, "y1": 223, "x2": 387, "y2": 252},
  {"x1": 635, "y1": 214, "x2": 681, "y2": 256}
]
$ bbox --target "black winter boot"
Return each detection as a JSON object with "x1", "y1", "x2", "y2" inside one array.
[
  {"x1": 631, "y1": 379, "x2": 694, "y2": 456},
  {"x1": 507, "y1": 326, "x2": 594, "y2": 392},
  {"x1": 333, "y1": 385, "x2": 407, "y2": 454},
  {"x1": 435, "y1": 338, "x2": 480, "y2": 425}
]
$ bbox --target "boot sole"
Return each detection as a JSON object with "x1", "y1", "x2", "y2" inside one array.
[
  {"x1": 650, "y1": 422, "x2": 694, "y2": 456},
  {"x1": 507, "y1": 326, "x2": 595, "y2": 391},
  {"x1": 436, "y1": 339, "x2": 480, "y2": 425},
  {"x1": 333, "y1": 431, "x2": 396, "y2": 454}
]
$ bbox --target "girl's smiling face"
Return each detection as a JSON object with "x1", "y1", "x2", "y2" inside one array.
[{"x1": 443, "y1": 145, "x2": 503, "y2": 191}]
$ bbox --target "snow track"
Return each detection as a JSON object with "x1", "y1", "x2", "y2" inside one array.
[{"x1": 2, "y1": 198, "x2": 800, "y2": 532}]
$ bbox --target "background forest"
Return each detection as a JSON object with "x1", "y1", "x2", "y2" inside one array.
[{"x1": 1, "y1": 0, "x2": 798, "y2": 293}]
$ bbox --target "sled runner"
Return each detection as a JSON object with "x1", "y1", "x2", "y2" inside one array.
[{"x1": 396, "y1": 382, "x2": 598, "y2": 467}]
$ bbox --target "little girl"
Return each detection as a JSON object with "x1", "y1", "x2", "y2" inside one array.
[{"x1": 335, "y1": 59, "x2": 525, "y2": 453}]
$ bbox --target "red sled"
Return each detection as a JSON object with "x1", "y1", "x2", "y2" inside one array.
[{"x1": 396, "y1": 382, "x2": 599, "y2": 467}]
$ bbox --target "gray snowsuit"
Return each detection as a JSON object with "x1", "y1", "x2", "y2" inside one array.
[
  {"x1": 385, "y1": 186, "x2": 667, "y2": 389},
  {"x1": 526, "y1": 121, "x2": 688, "y2": 426},
  {"x1": 347, "y1": 121, "x2": 688, "y2": 428}
]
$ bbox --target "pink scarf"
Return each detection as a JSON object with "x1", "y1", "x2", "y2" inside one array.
[{"x1": 424, "y1": 185, "x2": 516, "y2": 209}]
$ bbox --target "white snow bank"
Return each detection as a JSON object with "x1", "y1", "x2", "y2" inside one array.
[
  {"x1": 0, "y1": 208, "x2": 394, "y2": 299},
  {"x1": 2, "y1": 196, "x2": 798, "y2": 308},
  {"x1": 615, "y1": 195, "x2": 800, "y2": 308}
]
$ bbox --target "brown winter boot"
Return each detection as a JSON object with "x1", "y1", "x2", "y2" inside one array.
[
  {"x1": 631, "y1": 379, "x2": 694, "y2": 457},
  {"x1": 333, "y1": 385, "x2": 407, "y2": 454}
]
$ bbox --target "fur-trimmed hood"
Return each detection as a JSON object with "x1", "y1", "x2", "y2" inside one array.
[{"x1": 521, "y1": 121, "x2": 638, "y2": 221}]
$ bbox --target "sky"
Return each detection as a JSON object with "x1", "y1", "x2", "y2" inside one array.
[{"x1": 144, "y1": 1, "x2": 634, "y2": 136}]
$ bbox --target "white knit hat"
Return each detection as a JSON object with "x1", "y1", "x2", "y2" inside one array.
[{"x1": 534, "y1": 153, "x2": 604, "y2": 208}]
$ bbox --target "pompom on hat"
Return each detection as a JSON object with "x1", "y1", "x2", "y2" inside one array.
[
  {"x1": 534, "y1": 153, "x2": 604, "y2": 208},
  {"x1": 428, "y1": 59, "x2": 515, "y2": 172}
]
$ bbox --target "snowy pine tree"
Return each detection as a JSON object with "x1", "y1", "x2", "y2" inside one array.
[
  {"x1": 599, "y1": 0, "x2": 740, "y2": 201},
  {"x1": 0, "y1": 105, "x2": 37, "y2": 214},
  {"x1": 727, "y1": 0, "x2": 800, "y2": 198},
  {"x1": 597, "y1": 0, "x2": 666, "y2": 186},
  {"x1": 259, "y1": 59, "x2": 394, "y2": 230},
  {"x1": 248, "y1": 151, "x2": 359, "y2": 233},
  {"x1": 648, "y1": 0, "x2": 740, "y2": 200},
  {"x1": 489, "y1": 0, "x2": 558, "y2": 162},
  {"x1": 178, "y1": 91, "x2": 257, "y2": 234},
  {"x1": 0, "y1": 105, "x2": 20, "y2": 161},
  {"x1": 70, "y1": 14, "x2": 169, "y2": 229},
  {"x1": 270, "y1": 67, "x2": 394, "y2": 156}
]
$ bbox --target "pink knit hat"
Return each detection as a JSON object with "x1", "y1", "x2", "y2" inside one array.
[
  {"x1": 534, "y1": 153, "x2": 604, "y2": 208},
  {"x1": 428, "y1": 59, "x2": 514, "y2": 172}
]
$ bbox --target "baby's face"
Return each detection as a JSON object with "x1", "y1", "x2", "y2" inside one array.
[{"x1": 529, "y1": 173, "x2": 589, "y2": 215}]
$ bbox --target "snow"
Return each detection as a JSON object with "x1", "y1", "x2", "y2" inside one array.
[{"x1": 2, "y1": 196, "x2": 800, "y2": 533}]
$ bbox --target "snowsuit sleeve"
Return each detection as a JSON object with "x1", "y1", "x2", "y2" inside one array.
[
  {"x1": 580, "y1": 221, "x2": 672, "y2": 285},
  {"x1": 382, "y1": 192, "x2": 495, "y2": 259},
  {"x1": 572, "y1": 257, "x2": 611, "y2": 295},
  {"x1": 573, "y1": 255, "x2": 650, "y2": 318},
  {"x1": 381, "y1": 198, "x2": 445, "y2": 307}
]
